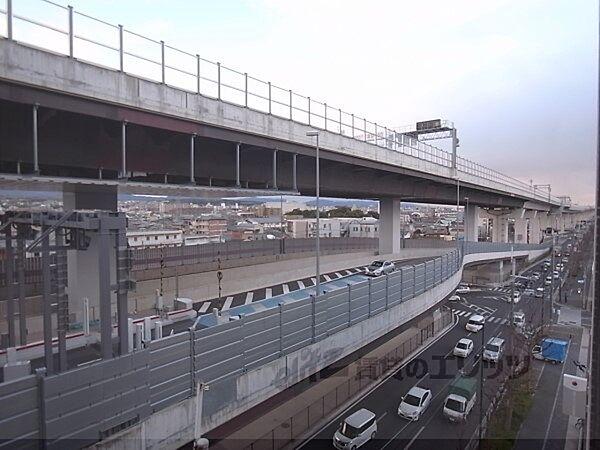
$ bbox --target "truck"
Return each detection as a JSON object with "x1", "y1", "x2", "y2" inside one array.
[
  {"x1": 443, "y1": 376, "x2": 477, "y2": 422},
  {"x1": 532, "y1": 338, "x2": 568, "y2": 363}
]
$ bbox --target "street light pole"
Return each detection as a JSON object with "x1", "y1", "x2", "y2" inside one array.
[
  {"x1": 307, "y1": 131, "x2": 321, "y2": 296},
  {"x1": 465, "y1": 196, "x2": 470, "y2": 242}
]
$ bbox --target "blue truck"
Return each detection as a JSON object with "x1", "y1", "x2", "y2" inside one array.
[{"x1": 532, "y1": 338, "x2": 568, "y2": 363}]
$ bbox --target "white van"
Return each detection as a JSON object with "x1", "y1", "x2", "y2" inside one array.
[
  {"x1": 483, "y1": 337, "x2": 505, "y2": 363},
  {"x1": 466, "y1": 315, "x2": 485, "y2": 332},
  {"x1": 333, "y1": 408, "x2": 377, "y2": 449}
]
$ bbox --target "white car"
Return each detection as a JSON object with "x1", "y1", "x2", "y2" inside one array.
[
  {"x1": 453, "y1": 338, "x2": 474, "y2": 358},
  {"x1": 365, "y1": 260, "x2": 395, "y2": 277},
  {"x1": 398, "y1": 386, "x2": 432, "y2": 421},
  {"x1": 456, "y1": 284, "x2": 470, "y2": 294},
  {"x1": 466, "y1": 315, "x2": 485, "y2": 332},
  {"x1": 333, "y1": 409, "x2": 377, "y2": 450},
  {"x1": 448, "y1": 294, "x2": 461, "y2": 302},
  {"x1": 513, "y1": 312, "x2": 525, "y2": 329},
  {"x1": 545, "y1": 276, "x2": 552, "y2": 285},
  {"x1": 508, "y1": 291, "x2": 521, "y2": 304}
]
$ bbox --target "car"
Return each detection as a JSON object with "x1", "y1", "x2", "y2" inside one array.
[
  {"x1": 398, "y1": 386, "x2": 432, "y2": 421},
  {"x1": 513, "y1": 312, "x2": 525, "y2": 328},
  {"x1": 531, "y1": 272, "x2": 541, "y2": 281},
  {"x1": 577, "y1": 279, "x2": 585, "y2": 285},
  {"x1": 553, "y1": 271, "x2": 560, "y2": 280},
  {"x1": 535, "y1": 287, "x2": 544, "y2": 298},
  {"x1": 510, "y1": 291, "x2": 521, "y2": 304},
  {"x1": 466, "y1": 315, "x2": 485, "y2": 332},
  {"x1": 448, "y1": 294, "x2": 461, "y2": 302},
  {"x1": 456, "y1": 284, "x2": 470, "y2": 294},
  {"x1": 483, "y1": 337, "x2": 505, "y2": 363},
  {"x1": 365, "y1": 260, "x2": 395, "y2": 277},
  {"x1": 545, "y1": 276, "x2": 552, "y2": 285},
  {"x1": 562, "y1": 258, "x2": 569, "y2": 263},
  {"x1": 333, "y1": 408, "x2": 377, "y2": 449},
  {"x1": 453, "y1": 338, "x2": 474, "y2": 358},
  {"x1": 523, "y1": 288, "x2": 535, "y2": 297}
]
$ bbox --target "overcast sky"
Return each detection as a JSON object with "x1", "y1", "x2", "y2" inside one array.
[{"x1": 15, "y1": 0, "x2": 597, "y2": 204}]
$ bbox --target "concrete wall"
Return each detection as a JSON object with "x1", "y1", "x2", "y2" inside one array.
[{"x1": 130, "y1": 247, "x2": 451, "y2": 312}]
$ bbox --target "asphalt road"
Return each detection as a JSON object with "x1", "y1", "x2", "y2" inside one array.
[
  {"x1": 297, "y1": 235, "x2": 581, "y2": 450},
  {"x1": 189, "y1": 257, "x2": 433, "y2": 315}
]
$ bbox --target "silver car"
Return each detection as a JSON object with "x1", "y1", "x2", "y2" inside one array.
[{"x1": 365, "y1": 260, "x2": 395, "y2": 277}]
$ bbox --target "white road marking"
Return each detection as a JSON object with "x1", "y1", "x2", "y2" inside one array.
[
  {"x1": 265, "y1": 288, "x2": 272, "y2": 299},
  {"x1": 405, "y1": 426, "x2": 426, "y2": 450},
  {"x1": 222, "y1": 296, "x2": 234, "y2": 310},
  {"x1": 345, "y1": 270, "x2": 353, "y2": 275},
  {"x1": 310, "y1": 277, "x2": 317, "y2": 285},
  {"x1": 501, "y1": 319, "x2": 509, "y2": 325},
  {"x1": 297, "y1": 280, "x2": 305, "y2": 289},
  {"x1": 335, "y1": 272, "x2": 343, "y2": 278},
  {"x1": 282, "y1": 284, "x2": 289, "y2": 294},
  {"x1": 323, "y1": 274, "x2": 331, "y2": 281},
  {"x1": 244, "y1": 292, "x2": 254, "y2": 304},
  {"x1": 486, "y1": 316, "x2": 495, "y2": 322},
  {"x1": 198, "y1": 302, "x2": 211, "y2": 313}
]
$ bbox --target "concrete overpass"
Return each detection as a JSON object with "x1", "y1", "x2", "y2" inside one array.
[{"x1": 0, "y1": 2, "x2": 591, "y2": 258}]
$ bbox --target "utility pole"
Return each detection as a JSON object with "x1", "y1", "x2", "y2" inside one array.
[
  {"x1": 505, "y1": 245, "x2": 516, "y2": 430},
  {"x1": 478, "y1": 320, "x2": 485, "y2": 449}
]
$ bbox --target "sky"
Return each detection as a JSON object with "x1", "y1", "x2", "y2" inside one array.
[{"x1": 10, "y1": 0, "x2": 598, "y2": 204}]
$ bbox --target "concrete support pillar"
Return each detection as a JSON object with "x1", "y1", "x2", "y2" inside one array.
[
  {"x1": 492, "y1": 216, "x2": 509, "y2": 243},
  {"x1": 539, "y1": 213, "x2": 549, "y2": 234},
  {"x1": 558, "y1": 215, "x2": 565, "y2": 233},
  {"x1": 465, "y1": 205, "x2": 479, "y2": 242},
  {"x1": 514, "y1": 218, "x2": 528, "y2": 244},
  {"x1": 379, "y1": 198, "x2": 401, "y2": 255},
  {"x1": 63, "y1": 185, "x2": 118, "y2": 324},
  {"x1": 530, "y1": 217, "x2": 542, "y2": 244}
]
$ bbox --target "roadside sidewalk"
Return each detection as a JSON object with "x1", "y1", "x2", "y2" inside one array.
[{"x1": 209, "y1": 311, "x2": 456, "y2": 450}]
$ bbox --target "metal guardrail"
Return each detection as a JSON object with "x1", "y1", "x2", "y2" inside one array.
[
  {"x1": 0, "y1": 241, "x2": 551, "y2": 447},
  {"x1": 0, "y1": 0, "x2": 563, "y2": 205}
]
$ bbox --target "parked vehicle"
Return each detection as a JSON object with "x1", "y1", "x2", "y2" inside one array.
[
  {"x1": 365, "y1": 260, "x2": 395, "y2": 277},
  {"x1": 532, "y1": 338, "x2": 568, "y2": 364},
  {"x1": 466, "y1": 315, "x2": 485, "y2": 332},
  {"x1": 443, "y1": 376, "x2": 478, "y2": 422},
  {"x1": 483, "y1": 337, "x2": 505, "y2": 363},
  {"x1": 535, "y1": 287, "x2": 544, "y2": 298},
  {"x1": 333, "y1": 408, "x2": 377, "y2": 449},
  {"x1": 545, "y1": 276, "x2": 552, "y2": 285},
  {"x1": 531, "y1": 272, "x2": 541, "y2": 280},
  {"x1": 523, "y1": 288, "x2": 535, "y2": 297},
  {"x1": 448, "y1": 294, "x2": 461, "y2": 302},
  {"x1": 453, "y1": 338, "x2": 474, "y2": 358},
  {"x1": 398, "y1": 386, "x2": 432, "y2": 421},
  {"x1": 456, "y1": 284, "x2": 470, "y2": 294}
]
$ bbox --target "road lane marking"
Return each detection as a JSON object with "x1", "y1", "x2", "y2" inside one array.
[
  {"x1": 222, "y1": 296, "x2": 234, "y2": 310},
  {"x1": 297, "y1": 280, "x2": 305, "y2": 289},
  {"x1": 198, "y1": 302, "x2": 210, "y2": 313},
  {"x1": 405, "y1": 425, "x2": 425, "y2": 449},
  {"x1": 335, "y1": 272, "x2": 343, "y2": 278},
  {"x1": 265, "y1": 288, "x2": 272, "y2": 299},
  {"x1": 310, "y1": 277, "x2": 317, "y2": 285},
  {"x1": 542, "y1": 339, "x2": 571, "y2": 450},
  {"x1": 324, "y1": 274, "x2": 331, "y2": 281},
  {"x1": 297, "y1": 315, "x2": 460, "y2": 450},
  {"x1": 345, "y1": 270, "x2": 353, "y2": 275},
  {"x1": 244, "y1": 292, "x2": 254, "y2": 304},
  {"x1": 282, "y1": 284, "x2": 289, "y2": 294}
]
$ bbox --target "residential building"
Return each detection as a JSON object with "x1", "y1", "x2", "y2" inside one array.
[{"x1": 127, "y1": 230, "x2": 183, "y2": 248}]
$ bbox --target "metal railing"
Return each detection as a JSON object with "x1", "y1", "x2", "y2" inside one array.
[{"x1": 0, "y1": 0, "x2": 563, "y2": 205}]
